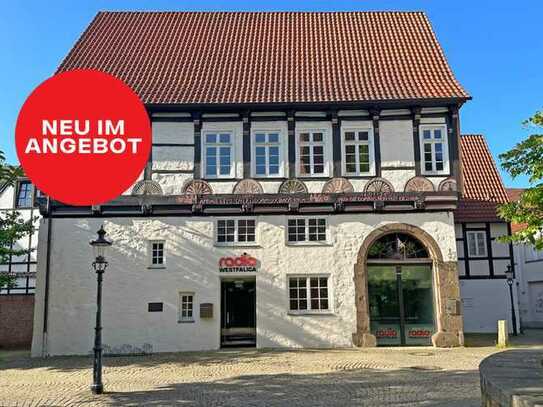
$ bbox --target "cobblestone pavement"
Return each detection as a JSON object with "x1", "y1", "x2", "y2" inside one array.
[{"x1": 0, "y1": 346, "x2": 507, "y2": 406}]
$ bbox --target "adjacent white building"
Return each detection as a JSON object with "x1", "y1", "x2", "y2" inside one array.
[{"x1": 507, "y1": 188, "x2": 543, "y2": 329}]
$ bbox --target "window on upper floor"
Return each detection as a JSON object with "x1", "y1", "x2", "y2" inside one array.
[
  {"x1": 466, "y1": 231, "x2": 487, "y2": 258},
  {"x1": 287, "y1": 217, "x2": 329, "y2": 244},
  {"x1": 419, "y1": 125, "x2": 449, "y2": 175},
  {"x1": 296, "y1": 129, "x2": 331, "y2": 177},
  {"x1": 252, "y1": 131, "x2": 284, "y2": 177},
  {"x1": 342, "y1": 128, "x2": 375, "y2": 176},
  {"x1": 203, "y1": 132, "x2": 233, "y2": 178},
  {"x1": 15, "y1": 180, "x2": 34, "y2": 208},
  {"x1": 216, "y1": 218, "x2": 257, "y2": 246}
]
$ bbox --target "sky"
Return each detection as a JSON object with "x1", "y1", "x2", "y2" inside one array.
[{"x1": 1, "y1": 0, "x2": 541, "y2": 188}]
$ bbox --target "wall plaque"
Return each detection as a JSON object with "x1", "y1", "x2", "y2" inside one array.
[{"x1": 200, "y1": 303, "x2": 213, "y2": 318}]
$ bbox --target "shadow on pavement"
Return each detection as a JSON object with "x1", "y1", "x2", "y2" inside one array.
[
  {"x1": 101, "y1": 368, "x2": 481, "y2": 407},
  {"x1": 464, "y1": 329, "x2": 543, "y2": 348}
]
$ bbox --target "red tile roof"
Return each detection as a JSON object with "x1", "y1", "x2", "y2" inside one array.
[
  {"x1": 506, "y1": 188, "x2": 527, "y2": 232},
  {"x1": 456, "y1": 134, "x2": 509, "y2": 222},
  {"x1": 57, "y1": 11, "x2": 469, "y2": 105}
]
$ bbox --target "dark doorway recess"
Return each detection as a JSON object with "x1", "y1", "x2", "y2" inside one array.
[{"x1": 221, "y1": 279, "x2": 256, "y2": 347}]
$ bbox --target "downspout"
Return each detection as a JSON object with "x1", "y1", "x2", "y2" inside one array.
[{"x1": 42, "y1": 198, "x2": 52, "y2": 357}]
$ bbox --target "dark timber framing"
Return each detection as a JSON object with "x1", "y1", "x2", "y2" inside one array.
[
  {"x1": 331, "y1": 110, "x2": 341, "y2": 177},
  {"x1": 457, "y1": 221, "x2": 515, "y2": 280},
  {"x1": 0, "y1": 206, "x2": 37, "y2": 295},
  {"x1": 287, "y1": 111, "x2": 296, "y2": 178},
  {"x1": 193, "y1": 113, "x2": 202, "y2": 179},
  {"x1": 242, "y1": 112, "x2": 251, "y2": 178},
  {"x1": 147, "y1": 100, "x2": 467, "y2": 186},
  {"x1": 411, "y1": 107, "x2": 422, "y2": 176},
  {"x1": 39, "y1": 192, "x2": 459, "y2": 219},
  {"x1": 448, "y1": 106, "x2": 461, "y2": 185},
  {"x1": 370, "y1": 109, "x2": 382, "y2": 177},
  {"x1": 485, "y1": 222, "x2": 495, "y2": 277}
]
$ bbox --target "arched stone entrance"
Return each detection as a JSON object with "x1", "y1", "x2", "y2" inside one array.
[{"x1": 353, "y1": 223, "x2": 464, "y2": 347}]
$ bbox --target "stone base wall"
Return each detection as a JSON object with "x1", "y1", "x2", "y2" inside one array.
[
  {"x1": 0, "y1": 295, "x2": 34, "y2": 349},
  {"x1": 480, "y1": 350, "x2": 543, "y2": 407}
]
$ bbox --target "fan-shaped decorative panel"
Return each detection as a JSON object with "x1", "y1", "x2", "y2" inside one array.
[
  {"x1": 404, "y1": 176, "x2": 434, "y2": 192},
  {"x1": 278, "y1": 179, "x2": 308, "y2": 194},
  {"x1": 182, "y1": 179, "x2": 213, "y2": 195},
  {"x1": 364, "y1": 178, "x2": 394, "y2": 193},
  {"x1": 438, "y1": 178, "x2": 458, "y2": 192},
  {"x1": 233, "y1": 179, "x2": 263, "y2": 194},
  {"x1": 322, "y1": 177, "x2": 354, "y2": 193},
  {"x1": 131, "y1": 180, "x2": 163, "y2": 196}
]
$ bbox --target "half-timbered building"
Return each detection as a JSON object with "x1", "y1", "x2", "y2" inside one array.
[
  {"x1": 455, "y1": 135, "x2": 517, "y2": 333},
  {"x1": 0, "y1": 178, "x2": 41, "y2": 347},
  {"x1": 31, "y1": 11, "x2": 487, "y2": 355}
]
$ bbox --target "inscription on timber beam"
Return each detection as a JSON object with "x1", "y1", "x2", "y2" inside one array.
[{"x1": 175, "y1": 192, "x2": 424, "y2": 206}]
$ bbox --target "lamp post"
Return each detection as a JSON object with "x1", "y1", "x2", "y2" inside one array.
[
  {"x1": 505, "y1": 265, "x2": 518, "y2": 336},
  {"x1": 89, "y1": 225, "x2": 112, "y2": 394}
]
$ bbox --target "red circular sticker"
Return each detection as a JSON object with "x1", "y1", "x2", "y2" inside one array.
[{"x1": 16, "y1": 69, "x2": 151, "y2": 206}]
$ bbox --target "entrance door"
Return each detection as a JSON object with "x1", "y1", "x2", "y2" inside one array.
[
  {"x1": 221, "y1": 279, "x2": 256, "y2": 347},
  {"x1": 368, "y1": 264, "x2": 434, "y2": 346}
]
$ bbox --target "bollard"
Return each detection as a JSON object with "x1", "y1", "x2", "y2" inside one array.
[{"x1": 497, "y1": 320, "x2": 508, "y2": 347}]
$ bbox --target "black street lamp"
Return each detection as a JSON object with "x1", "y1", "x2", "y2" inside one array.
[
  {"x1": 89, "y1": 225, "x2": 112, "y2": 395},
  {"x1": 505, "y1": 265, "x2": 518, "y2": 336}
]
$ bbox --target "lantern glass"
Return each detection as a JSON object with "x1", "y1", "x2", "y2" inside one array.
[
  {"x1": 89, "y1": 226, "x2": 112, "y2": 261},
  {"x1": 92, "y1": 243, "x2": 108, "y2": 260},
  {"x1": 505, "y1": 268, "x2": 514, "y2": 282}
]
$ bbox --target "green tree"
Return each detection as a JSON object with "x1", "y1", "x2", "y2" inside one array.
[
  {"x1": 499, "y1": 110, "x2": 543, "y2": 249},
  {"x1": 0, "y1": 151, "x2": 35, "y2": 290}
]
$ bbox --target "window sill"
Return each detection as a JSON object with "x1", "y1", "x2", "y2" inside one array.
[
  {"x1": 420, "y1": 172, "x2": 451, "y2": 177},
  {"x1": 178, "y1": 320, "x2": 195, "y2": 324},
  {"x1": 251, "y1": 175, "x2": 287, "y2": 180},
  {"x1": 214, "y1": 243, "x2": 261, "y2": 248},
  {"x1": 286, "y1": 241, "x2": 333, "y2": 247},
  {"x1": 288, "y1": 311, "x2": 335, "y2": 316},
  {"x1": 147, "y1": 266, "x2": 166, "y2": 270},
  {"x1": 204, "y1": 177, "x2": 239, "y2": 182},
  {"x1": 296, "y1": 176, "x2": 332, "y2": 180},
  {"x1": 341, "y1": 174, "x2": 375, "y2": 179}
]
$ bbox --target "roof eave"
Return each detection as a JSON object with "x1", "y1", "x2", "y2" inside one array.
[{"x1": 145, "y1": 97, "x2": 471, "y2": 113}]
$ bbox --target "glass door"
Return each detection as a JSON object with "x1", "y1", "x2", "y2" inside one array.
[
  {"x1": 368, "y1": 266, "x2": 402, "y2": 345},
  {"x1": 368, "y1": 264, "x2": 434, "y2": 346},
  {"x1": 402, "y1": 265, "x2": 434, "y2": 345}
]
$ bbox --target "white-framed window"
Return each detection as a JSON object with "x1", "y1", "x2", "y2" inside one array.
[
  {"x1": 295, "y1": 123, "x2": 332, "y2": 177},
  {"x1": 467, "y1": 231, "x2": 487, "y2": 258},
  {"x1": 216, "y1": 218, "x2": 257, "y2": 246},
  {"x1": 149, "y1": 240, "x2": 166, "y2": 268},
  {"x1": 341, "y1": 127, "x2": 375, "y2": 176},
  {"x1": 179, "y1": 292, "x2": 194, "y2": 322},
  {"x1": 419, "y1": 124, "x2": 449, "y2": 174},
  {"x1": 203, "y1": 132, "x2": 234, "y2": 178},
  {"x1": 287, "y1": 217, "x2": 328, "y2": 244},
  {"x1": 288, "y1": 275, "x2": 330, "y2": 313},
  {"x1": 252, "y1": 130, "x2": 284, "y2": 177}
]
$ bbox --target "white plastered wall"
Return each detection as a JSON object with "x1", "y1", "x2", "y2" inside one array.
[{"x1": 32, "y1": 211, "x2": 457, "y2": 356}]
